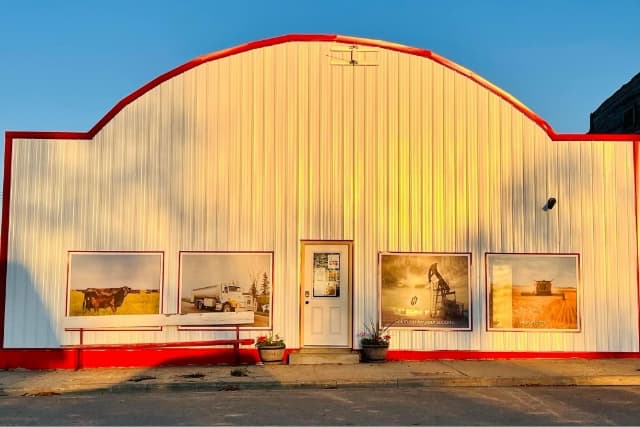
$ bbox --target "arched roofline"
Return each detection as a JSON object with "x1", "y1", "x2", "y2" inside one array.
[{"x1": 5, "y1": 33, "x2": 639, "y2": 142}]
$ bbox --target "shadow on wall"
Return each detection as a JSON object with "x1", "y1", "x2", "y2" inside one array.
[
  {"x1": 1, "y1": 262, "x2": 63, "y2": 369},
  {"x1": 9, "y1": 101, "x2": 201, "y2": 248}
]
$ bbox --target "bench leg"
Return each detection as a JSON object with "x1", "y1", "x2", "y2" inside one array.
[
  {"x1": 233, "y1": 343, "x2": 240, "y2": 365},
  {"x1": 75, "y1": 328, "x2": 83, "y2": 370},
  {"x1": 75, "y1": 348, "x2": 81, "y2": 371},
  {"x1": 234, "y1": 326, "x2": 240, "y2": 365}
]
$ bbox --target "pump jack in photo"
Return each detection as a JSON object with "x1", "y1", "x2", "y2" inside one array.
[
  {"x1": 427, "y1": 263, "x2": 466, "y2": 321},
  {"x1": 380, "y1": 253, "x2": 471, "y2": 330}
]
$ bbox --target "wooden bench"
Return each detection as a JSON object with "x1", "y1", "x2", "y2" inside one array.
[{"x1": 64, "y1": 326, "x2": 254, "y2": 369}]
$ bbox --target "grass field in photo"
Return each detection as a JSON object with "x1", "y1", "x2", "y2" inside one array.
[{"x1": 68, "y1": 290, "x2": 160, "y2": 316}]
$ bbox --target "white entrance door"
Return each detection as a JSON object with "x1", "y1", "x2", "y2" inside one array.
[{"x1": 301, "y1": 241, "x2": 352, "y2": 347}]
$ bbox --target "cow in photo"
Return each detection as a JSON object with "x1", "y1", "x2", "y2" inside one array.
[{"x1": 81, "y1": 286, "x2": 131, "y2": 313}]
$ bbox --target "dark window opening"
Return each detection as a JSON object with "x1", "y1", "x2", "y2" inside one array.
[{"x1": 623, "y1": 107, "x2": 634, "y2": 129}]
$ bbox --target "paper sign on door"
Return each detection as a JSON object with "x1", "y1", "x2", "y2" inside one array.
[{"x1": 313, "y1": 252, "x2": 341, "y2": 297}]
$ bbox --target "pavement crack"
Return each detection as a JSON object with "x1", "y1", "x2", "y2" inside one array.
[
  {"x1": 21, "y1": 391, "x2": 60, "y2": 397},
  {"x1": 438, "y1": 361, "x2": 469, "y2": 376},
  {"x1": 127, "y1": 375, "x2": 157, "y2": 383},
  {"x1": 410, "y1": 371, "x2": 453, "y2": 377},
  {"x1": 229, "y1": 368, "x2": 248, "y2": 377},
  {"x1": 180, "y1": 372, "x2": 207, "y2": 379}
]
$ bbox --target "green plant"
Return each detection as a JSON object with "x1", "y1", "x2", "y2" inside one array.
[
  {"x1": 359, "y1": 320, "x2": 392, "y2": 347},
  {"x1": 255, "y1": 332, "x2": 285, "y2": 348}
]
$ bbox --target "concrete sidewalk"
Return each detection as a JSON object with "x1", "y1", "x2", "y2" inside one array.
[{"x1": 1, "y1": 359, "x2": 640, "y2": 396}]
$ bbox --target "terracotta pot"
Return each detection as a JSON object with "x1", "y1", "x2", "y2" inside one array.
[
  {"x1": 258, "y1": 345, "x2": 286, "y2": 363},
  {"x1": 360, "y1": 344, "x2": 389, "y2": 362}
]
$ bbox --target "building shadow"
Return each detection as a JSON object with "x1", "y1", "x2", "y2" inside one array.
[{"x1": 1, "y1": 261, "x2": 63, "y2": 369}]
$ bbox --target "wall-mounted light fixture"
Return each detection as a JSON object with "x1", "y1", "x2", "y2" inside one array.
[{"x1": 542, "y1": 197, "x2": 557, "y2": 211}]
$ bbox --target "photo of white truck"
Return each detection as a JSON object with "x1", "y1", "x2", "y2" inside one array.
[
  {"x1": 190, "y1": 283, "x2": 254, "y2": 312},
  {"x1": 180, "y1": 252, "x2": 272, "y2": 327}
]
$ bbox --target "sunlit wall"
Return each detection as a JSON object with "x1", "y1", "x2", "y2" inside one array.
[{"x1": 4, "y1": 40, "x2": 638, "y2": 351}]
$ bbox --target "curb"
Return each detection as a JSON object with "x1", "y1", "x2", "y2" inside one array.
[{"x1": 3, "y1": 375, "x2": 640, "y2": 396}]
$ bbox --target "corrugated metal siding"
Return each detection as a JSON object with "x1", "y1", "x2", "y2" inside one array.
[{"x1": 4, "y1": 41, "x2": 638, "y2": 351}]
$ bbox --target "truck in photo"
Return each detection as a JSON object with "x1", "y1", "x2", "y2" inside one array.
[{"x1": 191, "y1": 283, "x2": 254, "y2": 312}]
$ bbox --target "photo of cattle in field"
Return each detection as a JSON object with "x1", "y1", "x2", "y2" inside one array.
[
  {"x1": 80, "y1": 286, "x2": 131, "y2": 313},
  {"x1": 487, "y1": 253, "x2": 579, "y2": 331},
  {"x1": 67, "y1": 252, "x2": 162, "y2": 316}
]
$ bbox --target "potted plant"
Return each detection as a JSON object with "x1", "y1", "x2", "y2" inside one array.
[
  {"x1": 359, "y1": 320, "x2": 392, "y2": 362},
  {"x1": 255, "y1": 332, "x2": 286, "y2": 364}
]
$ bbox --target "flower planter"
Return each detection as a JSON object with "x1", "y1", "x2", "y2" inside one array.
[
  {"x1": 257, "y1": 345, "x2": 286, "y2": 363},
  {"x1": 360, "y1": 344, "x2": 389, "y2": 362}
]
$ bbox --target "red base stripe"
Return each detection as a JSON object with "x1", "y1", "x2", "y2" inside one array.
[
  {"x1": 1, "y1": 348, "x2": 638, "y2": 370},
  {"x1": 386, "y1": 350, "x2": 640, "y2": 360},
  {"x1": 0, "y1": 348, "x2": 263, "y2": 369}
]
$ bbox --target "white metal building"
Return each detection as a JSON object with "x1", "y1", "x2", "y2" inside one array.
[{"x1": 2, "y1": 35, "x2": 639, "y2": 368}]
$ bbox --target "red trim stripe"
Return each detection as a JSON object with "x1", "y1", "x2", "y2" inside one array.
[
  {"x1": 0, "y1": 348, "x2": 639, "y2": 370},
  {"x1": 0, "y1": 133, "x2": 12, "y2": 348},
  {"x1": 386, "y1": 350, "x2": 640, "y2": 361},
  {"x1": 635, "y1": 142, "x2": 640, "y2": 350},
  {"x1": 0, "y1": 348, "x2": 263, "y2": 369}
]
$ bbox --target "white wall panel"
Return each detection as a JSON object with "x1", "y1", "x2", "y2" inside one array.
[{"x1": 4, "y1": 40, "x2": 638, "y2": 352}]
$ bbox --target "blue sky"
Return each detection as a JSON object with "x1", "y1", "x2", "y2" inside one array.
[
  {"x1": 181, "y1": 253, "x2": 271, "y2": 293},
  {"x1": 2, "y1": 0, "x2": 639, "y2": 169},
  {"x1": 69, "y1": 253, "x2": 161, "y2": 290}
]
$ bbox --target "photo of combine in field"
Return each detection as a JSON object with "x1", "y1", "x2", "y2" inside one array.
[
  {"x1": 67, "y1": 252, "x2": 163, "y2": 317},
  {"x1": 487, "y1": 253, "x2": 579, "y2": 331}
]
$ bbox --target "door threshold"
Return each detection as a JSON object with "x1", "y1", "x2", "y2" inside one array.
[
  {"x1": 299, "y1": 347, "x2": 353, "y2": 353},
  {"x1": 290, "y1": 347, "x2": 360, "y2": 365}
]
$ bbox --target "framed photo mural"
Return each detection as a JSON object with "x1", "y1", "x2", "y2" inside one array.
[
  {"x1": 179, "y1": 252, "x2": 273, "y2": 328},
  {"x1": 486, "y1": 253, "x2": 580, "y2": 331},
  {"x1": 67, "y1": 252, "x2": 163, "y2": 317},
  {"x1": 379, "y1": 252, "x2": 471, "y2": 330}
]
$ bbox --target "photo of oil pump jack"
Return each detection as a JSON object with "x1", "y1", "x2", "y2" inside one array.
[
  {"x1": 427, "y1": 263, "x2": 467, "y2": 320},
  {"x1": 380, "y1": 253, "x2": 470, "y2": 329}
]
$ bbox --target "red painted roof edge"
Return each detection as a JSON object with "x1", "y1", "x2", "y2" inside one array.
[
  {"x1": 4, "y1": 33, "x2": 639, "y2": 143},
  {"x1": 0, "y1": 133, "x2": 10, "y2": 347}
]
